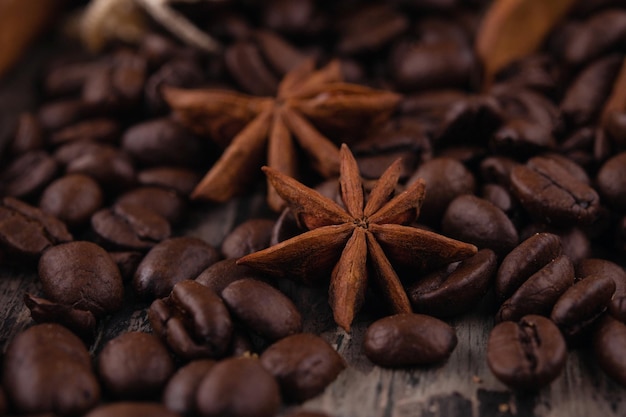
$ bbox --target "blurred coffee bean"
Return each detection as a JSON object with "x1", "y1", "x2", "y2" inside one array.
[
  {"x1": 0, "y1": 151, "x2": 57, "y2": 200},
  {"x1": 163, "y1": 359, "x2": 216, "y2": 415},
  {"x1": 53, "y1": 141, "x2": 112, "y2": 166},
  {"x1": 145, "y1": 59, "x2": 205, "y2": 114},
  {"x1": 487, "y1": 315, "x2": 566, "y2": 390},
  {"x1": 137, "y1": 167, "x2": 201, "y2": 196},
  {"x1": 593, "y1": 315, "x2": 626, "y2": 386},
  {"x1": 490, "y1": 119, "x2": 556, "y2": 157},
  {"x1": 551, "y1": 275, "x2": 615, "y2": 340},
  {"x1": 44, "y1": 60, "x2": 105, "y2": 97},
  {"x1": 97, "y1": 332, "x2": 174, "y2": 400},
  {"x1": 48, "y1": 119, "x2": 119, "y2": 146},
  {"x1": 195, "y1": 258, "x2": 269, "y2": 294},
  {"x1": 605, "y1": 111, "x2": 626, "y2": 148},
  {"x1": 66, "y1": 146, "x2": 136, "y2": 193},
  {"x1": 479, "y1": 156, "x2": 520, "y2": 186},
  {"x1": 222, "y1": 279, "x2": 302, "y2": 341},
  {"x1": 116, "y1": 187, "x2": 186, "y2": 223},
  {"x1": 260, "y1": 333, "x2": 345, "y2": 402},
  {"x1": 408, "y1": 249, "x2": 497, "y2": 317},
  {"x1": 2, "y1": 324, "x2": 100, "y2": 416},
  {"x1": 493, "y1": 54, "x2": 559, "y2": 95},
  {"x1": 497, "y1": 255, "x2": 574, "y2": 322},
  {"x1": 271, "y1": 208, "x2": 305, "y2": 246},
  {"x1": 285, "y1": 411, "x2": 333, "y2": 417},
  {"x1": 364, "y1": 313, "x2": 457, "y2": 367},
  {"x1": 597, "y1": 152, "x2": 626, "y2": 212},
  {"x1": 8, "y1": 113, "x2": 43, "y2": 155},
  {"x1": 39, "y1": 174, "x2": 104, "y2": 228},
  {"x1": 150, "y1": 280, "x2": 233, "y2": 360},
  {"x1": 24, "y1": 293, "x2": 97, "y2": 342},
  {"x1": 262, "y1": 0, "x2": 325, "y2": 36},
  {"x1": 510, "y1": 156, "x2": 600, "y2": 226},
  {"x1": 108, "y1": 251, "x2": 143, "y2": 281},
  {"x1": 407, "y1": 158, "x2": 475, "y2": 226},
  {"x1": 85, "y1": 402, "x2": 180, "y2": 417},
  {"x1": 122, "y1": 118, "x2": 207, "y2": 167},
  {"x1": 38, "y1": 241, "x2": 124, "y2": 317},
  {"x1": 481, "y1": 184, "x2": 517, "y2": 216},
  {"x1": 196, "y1": 356, "x2": 281, "y2": 417},
  {"x1": 434, "y1": 95, "x2": 502, "y2": 146},
  {"x1": 133, "y1": 237, "x2": 220, "y2": 299},
  {"x1": 91, "y1": 204, "x2": 171, "y2": 251},
  {"x1": 37, "y1": 99, "x2": 92, "y2": 131},
  {"x1": 139, "y1": 33, "x2": 182, "y2": 68},
  {"x1": 221, "y1": 219, "x2": 275, "y2": 259},
  {"x1": 442, "y1": 195, "x2": 518, "y2": 256}
]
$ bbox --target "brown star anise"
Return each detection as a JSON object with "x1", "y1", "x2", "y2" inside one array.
[
  {"x1": 237, "y1": 145, "x2": 478, "y2": 331},
  {"x1": 164, "y1": 59, "x2": 401, "y2": 211}
]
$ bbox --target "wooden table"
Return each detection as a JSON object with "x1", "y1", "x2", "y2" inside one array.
[{"x1": 1, "y1": 41, "x2": 626, "y2": 417}]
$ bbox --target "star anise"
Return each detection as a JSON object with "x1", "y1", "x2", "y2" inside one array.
[
  {"x1": 237, "y1": 145, "x2": 478, "y2": 331},
  {"x1": 164, "y1": 59, "x2": 401, "y2": 211}
]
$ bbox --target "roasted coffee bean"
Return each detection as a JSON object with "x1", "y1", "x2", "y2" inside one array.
[
  {"x1": 435, "y1": 95, "x2": 502, "y2": 145},
  {"x1": 442, "y1": 194, "x2": 518, "y2": 256},
  {"x1": 270, "y1": 208, "x2": 305, "y2": 246},
  {"x1": 115, "y1": 187, "x2": 186, "y2": 223},
  {"x1": 195, "y1": 258, "x2": 269, "y2": 294},
  {"x1": 24, "y1": 293, "x2": 97, "y2": 342},
  {"x1": 0, "y1": 197, "x2": 72, "y2": 261},
  {"x1": 0, "y1": 151, "x2": 58, "y2": 200},
  {"x1": 66, "y1": 146, "x2": 136, "y2": 193},
  {"x1": 139, "y1": 33, "x2": 181, "y2": 68},
  {"x1": 37, "y1": 99, "x2": 91, "y2": 131},
  {"x1": 9, "y1": 112, "x2": 43, "y2": 155},
  {"x1": 221, "y1": 219, "x2": 275, "y2": 259},
  {"x1": 510, "y1": 156, "x2": 600, "y2": 226},
  {"x1": 605, "y1": 111, "x2": 626, "y2": 148},
  {"x1": 145, "y1": 58, "x2": 205, "y2": 113},
  {"x1": 497, "y1": 255, "x2": 574, "y2": 323},
  {"x1": 336, "y1": 4, "x2": 408, "y2": 54},
  {"x1": 195, "y1": 356, "x2": 281, "y2": 417},
  {"x1": 597, "y1": 152, "x2": 626, "y2": 212},
  {"x1": 408, "y1": 249, "x2": 497, "y2": 317},
  {"x1": 481, "y1": 184, "x2": 517, "y2": 216},
  {"x1": 108, "y1": 251, "x2": 143, "y2": 281},
  {"x1": 134, "y1": 237, "x2": 220, "y2": 299},
  {"x1": 551, "y1": 275, "x2": 615, "y2": 340},
  {"x1": 2, "y1": 324, "x2": 100, "y2": 416},
  {"x1": 479, "y1": 156, "x2": 520, "y2": 186},
  {"x1": 593, "y1": 315, "x2": 626, "y2": 386},
  {"x1": 150, "y1": 280, "x2": 233, "y2": 359},
  {"x1": 261, "y1": 0, "x2": 323, "y2": 35},
  {"x1": 84, "y1": 402, "x2": 180, "y2": 417},
  {"x1": 407, "y1": 158, "x2": 475, "y2": 225},
  {"x1": 39, "y1": 241, "x2": 124, "y2": 316},
  {"x1": 91, "y1": 203, "x2": 171, "y2": 251},
  {"x1": 97, "y1": 332, "x2": 174, "y2": 399},
  {"x1": 222, "y1": 279, "x2": 302, "y2": 341},
  {"x1": 284, "y1": 411, "x2": 333, "y2": 417},
  {"x1": 163, "y1": 359, "x2": 215, "y2": 415},
  {"x1": 39, "y1": 174, "x2": 104, "y2": 228},
  {"x1": 53, "y1": 141, "x2": 112, "y2": 166},
  {"x1": 48, "y1": 119, "x2": 119, "y2": 146},
  {"x1": 487, "y1": 315, "x2": 566, "y2": 391},
  {"x1": 496, "y1": 233, "x2": 562, "y2": 303},
  {"x1": 577, "y1": 258, "x2": 626, "y2": 319},
  {"x1": 122, "y1": 118, "x2": 206, "y2": 167},
  {"x1": 260, "y1": 333, "x2": 345, "y2": 402},
  {"x1": 137, "y1": 167, "x2": 200, "y2": 196},
  {"x1": 364, "y1": 313, "x2": 457, "y2": 367},
  {"x1": 490, "y1": 119, "x2": 556, "y2": 157},
  {"x1": 43, "y1": 60, "x2": 105, "y2": 97}
]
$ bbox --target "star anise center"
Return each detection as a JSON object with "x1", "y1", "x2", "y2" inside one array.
[{"x1": 353, "y1": 217, "x2": 369, "y2": 229}]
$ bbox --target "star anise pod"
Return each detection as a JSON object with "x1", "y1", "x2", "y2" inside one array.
[
  {"x1": 237, "y1": 145, "x2": 477, "y2": 331},
  {"x1": 164, "y1": 59, "x2": 401, "y2": 211}
]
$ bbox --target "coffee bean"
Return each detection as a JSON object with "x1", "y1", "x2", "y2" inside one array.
[
  {"x1": 496, "y1": 233, "x2": 562, "y2": 303},
  {"x1": 66, "y1": 146, "x2": 136, "y2": 193},
  {"x1": 145, "y1": 59, "x2": 205, "y2": 113},
  {"x1": 24, "y1": 293, "x2": 97, "y2": 342},
  {"x1": 91, "y1": 203, "x2": 171, "y2": 251},
  {"x1": 577, "y1": 258, "x2": 626, "y2": 319},
  {"x1": 270, "y1": 207, "x2": 305, "y2": 246},
  {"x1": 260, "y1": 333, "x2": 345, "y2": 402},
  {"x1": 593, "y1": 315, "x2": 626, "y2": 386},
  {"x1": 108, "y1": 251, "x2": 143, "y2": 281},
  {"x1": 150, "y1": 280, "x2": 233, "y2": 359},
  {"x1": 435, "y1": 95, "x2": 502, "y2": 145},
  {"x1": 336, "y1": 4, "x2": 408, "y2": 54},
  {"x1": 597, "y1": 152, "x2": 626, "y2": 212},
  {"x1": 163, "y1": 359, "x2": 215, "y2": 415},
  {"x1": 408, "y1": 249, "x2": 497, "y2": 317},
  {"x1": 122, "y1": 118, "x2": 206, "y2": 167},
  {"x1": 116, "y1": 187, "x2": 186, "y2": 223},
  {"x1": 38, "y1": 241, "x2": 124, "y2": 317},
  {"x1": 487, "y1": 315, "x2": 567, "y2": 391},
  {"x1": 510, "y1": 156, "x2": 600, "y2": 226},
  {"x1": 9, "y1": 112, "x2": 43, "y2": 155},
  {"x1": 479, "y1": 156, "x2": 520, "y2": 187},
  {"x1": 0, "y1": 150, "x2": 58, "y2": 200},
  {"x1": 84, "y1": 402, "x2": 180, "y2": 417},
  {"x1": 195, "y1": 258, "x2": 270, "y2": 294},
  {"x1": 97, "y1": 332, "x2": 174, "y2": 399},
  {"x1": 221, "y1": 219, "x2": 275, "y2": 259},
  {"x1": 551, "y1": 275, "x2": 615, "y2": 340},
  {"x1": 195, "y1": 356, "x2": 281, "y2": 417},
  {"x1": 39, "y1": 174, "x2": 104, "y2": 228},
  {"x1": 364, "y1": 313, "x2": 457, "y2": 367},
  {"x1": 2, "y1": 324, "x2": 100, "y2": 416},
  {"x1": 43, "y1": 60, "x2": 105, "y2": 97},
  {"x1": 48, "y1": 118, "x2": 120, "y2": 146},
  {"x1": 442, "y1": 194, "x2": 518, "y2": 256},
  {"x1": 37, "y1": 99, "x2": 91, "y2": 131},
  {"x1": 284, "y1": 411, "x2": 333, "y2": 417},
  {"x1": 491, "y1": 119, "x2": 556, "y2": 157},
  {"x1": 605, "y1": 111, "x2": 626, "y2": 148},
  {"x1": 481, "y1": 184, "x2": 517, "y2": 216},
  {"x1": 133, "y1": 237, "x2": 220, "y2": 299},
  {"x1": 53, "y1": 141, "x2": 112, "y2": 166},
  {"x1": 222, "y1": 279, "x2": 302, "y2": 341},
  {"x1": 137, "y1": 166, "x2": 200, "y2": 196}
]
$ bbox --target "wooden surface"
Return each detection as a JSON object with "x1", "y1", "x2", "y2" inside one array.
[{"x1": 2, "y1": 42, "x2": 626, "y2": 417}]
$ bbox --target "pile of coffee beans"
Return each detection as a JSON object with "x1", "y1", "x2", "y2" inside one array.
[{"x1": 0, "y1": 0, "x2": 625, "y2": 415}]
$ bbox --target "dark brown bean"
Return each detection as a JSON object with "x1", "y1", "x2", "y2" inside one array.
[
  {"x1": 39, "y1": 174, "x2": 104, "y2": 228},
  {"x1": 133, "y1": 237, "x2": 220, "y2": 299},
  {"x1": 2, "y1": 324, "x2": 100, "y2": 416},
  {"x1": 597, "y1": 152, "x2": 626, "y2": 212},
  {"x1": 84, "y1": 402, "x2": 180, "y2": 417},
  {"x1": 150, "y1": 280, "x2": 233, "y2": 359},
  {"x1": 593, "y1": 315, "x2": 626, "y2": 386},
  {"x1": 284, "y1": 411, "x2": 333, "y2": 417},
  {"x1": 605, "y1": 111, "x2": 626, "y2": 148},
  {"x1": 260, "y1": 333, "x2": 345, "y2": 402},
  {"x1": 108, "y1": 251, "x2": 143, "y2": 281},
  {"x1": 408, "y1": 249, "x2": 497, "y2": 317},
  {"x1": 195, "y1": 258, "x2": 269, "y2": 294},
  {"x1": 38, "y1": 241, "x2": 124, "y2": 317},
  {"x1": 163, "y1": 360, "x2": 215, "y2": 415},
  {"x1": 0, "y1": 151, "x2": 58, "y2": 200},
  {"x1": 97, "y1": 332, "x2": 174, "y2": 400},
  {"x1": 48, "y1": 119, "x2": 119, "y2": 146},
  {"x1": 9, "y1": 112, "x2": 43, "y2": 155},
  {"x1": 137, "y1": 167, "x2": 200, "y2": 196},
  {"x1": 479, "y1": 156, "x2": 520, "y2": 186},
  {"x1": 195, "y1": 357, "x2": 281, "y2": 417},
  {"x1": 487, "y1": 315, "x2": 567, "y2": 391},
  {"x1": 145, "y1": 59, "x2": 205, "y2": 113},
  {"x1": 222, "y1": 279, "x2": 302, "y2": 341},
  {"x1": 221, "y1": 219, "x2": 275, "y2": 259},
  {"x1": 336, "y1": 4, "x2": 408, "y2": 54},
  {"x1": 37, "y1": 99, "x2": 91, "y2": 131},
  {"x1": 43, "y1": 61, "x2": 105, "y2": 97},
  {"x1": 363, "y1": 313, "x2": 457, "y2": 367},
  {"x1": 490, "y1": 119, "x2": 556, "y2": 157},
  {"x1": 53, "y1": 141, "x2": 112, "y2": 166},
  {"x1": 24, "y1": 293, "x2": 97, "y2": 342},
  {"x1": 66, "y1": 147, "x2": 136, "y2": 193},
  {"x1": 115, "y1": 187, "x2": 186, "y2": 223}
]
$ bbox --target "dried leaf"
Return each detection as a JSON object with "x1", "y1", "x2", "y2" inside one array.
[
  {"x1": 81, "y1": 0, "x2": 149, "y2": 52},
  {"x1": 476, "y1": 0, "x2": 576, "y2": 89}
]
